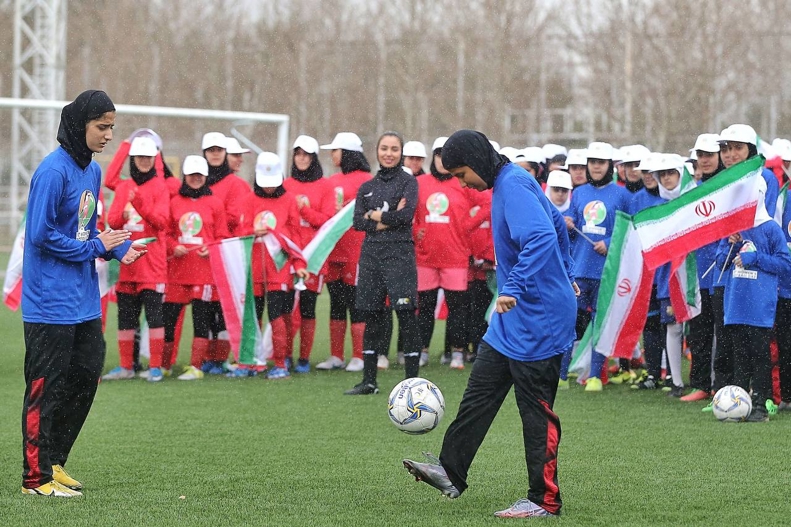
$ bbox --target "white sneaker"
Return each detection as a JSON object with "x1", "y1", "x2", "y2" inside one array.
[
  {"x1": 449, "y1": 351, "x2": 465, "y2": 370},
  {"x1": 177, "y1": 366, "x2": 204, "y2": 380},
  {"x1": 138, "y1": 369, "x2": 150, "y2": 379},
  {"x1": 397, "y1": 352, "x2": 405, "y2": 365},
  {"x1": 316, "y1": 356, "x2": 345, "y2": 370},
  {"x1": 377, "y1": 355, "x2": 389, "y2": 370},
  {"x1": 102, "y1": 367, "x2": 135, "y2": 380},
  {"x1": 440, "y1": 352, "x2": 452, "y2": 365},
  {"x1": 419, "y1": 351, "x2": 430, "y2": 367},
  {"x1": 345, "y1": 357, "x2": 364, "y2": 372}
]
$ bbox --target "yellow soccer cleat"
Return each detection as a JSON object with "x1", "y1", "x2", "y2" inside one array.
[
  {"x1": 22, "y1": 480, "x2": 82, "y2": 497},
  {"x1": 557, "y1": 379, "x2": 570, "y2": 390},
  {"x1": 585, "y1": 377, "x2": 603, "y2": 392},
  {"x1": 53, "y1": 464, "x2": 82, "y2": 490}
]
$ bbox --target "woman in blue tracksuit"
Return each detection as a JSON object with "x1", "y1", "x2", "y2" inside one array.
[
  {"x1": 565, "y1": 142, "x2": 630, "y2": 391},
  {"x1": 20, "y1": 90, "x2": 142, "y2": 497}
]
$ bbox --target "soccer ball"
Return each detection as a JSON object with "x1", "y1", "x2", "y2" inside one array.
[
  {"x1": 712, "y1": 385, "x2": 752, "y2": 422},
  {"x1": 388, "y1": 378, "x2": 445, "y2": 435}
]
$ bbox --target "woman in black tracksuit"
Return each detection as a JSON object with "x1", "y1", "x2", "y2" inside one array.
[{"x1": 345, "y1": 131, "x2": 421, "y2": 395}]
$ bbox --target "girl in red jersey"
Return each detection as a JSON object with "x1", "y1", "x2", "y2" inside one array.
[
  {"x1": 315, "y1": 133, "x2": 373, "y2": 372},
  {"x1": 413, "y1": 137, "x2": 476, "y2": 370},
  {"x1": 162, "y1": 156, "x2": 230, "y2": 380},
  {"x1": 466, "y1": 185, "x2": 494, "y2": 364},
  {"x1": 103, "y1": 137, "x2": 170, "y2": 382},
  {"x1": 282, "y1": 135, "x2": 335, "y2": 372},
  {"x1": 239, "y1": 152, "x2": 309, "y2": 379}
]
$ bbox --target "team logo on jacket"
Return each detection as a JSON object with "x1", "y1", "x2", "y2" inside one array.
[
  {"x1": 426, "y1": 192, "x2": 450, "y2": 223},
  {"x1": 297, "y1": 195, "x2": 311, "y2": 227},
  {"x1": 123, "y1": 203, "x2": 144, "y2": 232},
  {"x1": 254, "y1": 211, "x2": 277, "y2": 231},
  {"x1": 582, "y1": 200, "x2": 607, "y2": 235},
  {"x1": 335, "y1": 187, "x2": 345, "y2": 208},
  {"x1": 734, "y1": 239, "x2": 758, "y2": 280},
  {"x1": 76, "y1": 190, "x2": 96, "y2": 242},
  {"x1": 739, "y1": 240, "x2": 756, "y2": 253},
  {"x1": 178, "y1": 212, "x2": 204, "y2": 245}
]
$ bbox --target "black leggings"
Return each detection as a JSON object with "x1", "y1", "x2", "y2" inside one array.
[
  {"x1": 327, "y1": 281, "x2": 364, "y2": 323},
  {"x1": 299, "y1": 290, "x2": 318, "y2": 320},
  {"x1": 467, "y1": 279, "x2": 493, "y2": 352},
  {"x1": 162, "y1": 300, "x2": 220, "y2": 341},
  {"x1": 363, "y1": 309, "x2": 421, "y2": 356},
  {"x1": 254, "y1": 291, "x2": 295, "y2": 322},
  {"x1": 417, "y1": 289, "x2": 468, "y2": 350},
  {"x1": 117, "y1": 290, "x2": 164, "y2": 330}
]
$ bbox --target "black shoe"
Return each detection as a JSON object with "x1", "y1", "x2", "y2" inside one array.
[
  {"x1": 465, "y1": 352, "x2": 477, "y2": 363},
  {"x1": 403, "y1": 453, "x2": 460, "y2": 499},
  {"x1": 631, "y1": 375, "x2": 657, "y2": 390},
  {"x1": 667, "y1": 385, "x2": 684, "y2": 398},
  {"x1": 745, "y1": 408, "x2": 769, "y2": 423},
  {"x1": 344, "y1": 382, "x2": 379, "y2": 395}
]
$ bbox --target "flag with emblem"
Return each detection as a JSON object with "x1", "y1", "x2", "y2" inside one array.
[
  {"x1": 261, "y1": 230, "x2": 306, "y2": 272},
  {"x1": 774, "y1": 182, "x2": 788, "y2": 227},
  {"x1": 592, "y1": 212, "x2": 656, "y2": 358},
  {"x1": 301, "y1": 200, "x2": 355, "y2": 274},
  {"x1": 3, "y1": 215, "x2": 25, "y2": 310},
  {"x1": 667, "y1": 254, "x2": 701, "y2": 323},
  {"x1": 633, "y1": 156, "x2": 766, "y2": 270},
  {"x1": 209, "y1": 236, "x2": 263, "y2": 365}
]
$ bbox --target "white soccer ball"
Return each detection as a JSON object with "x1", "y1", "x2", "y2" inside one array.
[
  {"x1": 712, "y1": 385, "x2": 752, "y2": 422},
  {"x1": 388, "y1": 377, "x2": 445, "y2": 435}
]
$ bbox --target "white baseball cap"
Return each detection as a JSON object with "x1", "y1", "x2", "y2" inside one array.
[
  {"x1": 489, "y1": 140, "x2": 501, "y2": 152},
  {"x1": 546, "y1": 170, "x2": 573, "y2": 190},
  {"x1": 619, "y1": 144, "x2": 651, "y2": 164},
  {"x1": 563, "y1": 148, "x2": 587, "y2": 168},
  {"x1": 688, "y1": 149, "x2": 698, "y2": 161},
  {"x1": 693, "y1": 133, "x2": 721, "y2": 153},
  {"x1": 520, "y1": 147, "x2": 545, "y2": 164},
  {"x1": 403, "y1": 141, "x2": 427, "y2": 158},
  {"x1": 431, "y1": 136, "x2": 448, "y2": 151},
  {"x1": 719, "y1": 124, "x2": 757, "y2": 146},
  {"x1": 542, "y1": 143, "x2": 568, "y2": 161},
  {"x1": 182, "y1": 155, "x2": 209, "y2": 177},
  {"x1": 293, "y1": 135, "x2": 319, "y2": 155},
  {"x1": 636, "y1": 152, "x2": 660, "y2": 172},
  {"x1": 128, "y1": 128, "x2": 163, "y2": 150},
  {"x1": 650, "y1": 153, "x2": 686, "y2": 173},
  {"x1": 586, "y1": 142, "x2": 614, "y2": 161},
  {"x1": 225, "y1": 137, "x2": 251, "y2": 154},
  {"x1": 772, "y1": 138, "x2": 791, "y2": 162},
  {"x1": 255, "y1": 152, "x2": 284, "y2": 187},
  {"x1": 320, "y1": 132, "x2": 363, "y2": 153},
  {"x1": 499, "y1": 146, "x2": 520, "y2": 162},
  {"x1": 129, "y1": 136, "x2": 158, "y2": 157},
  {"x1": 202, "y1": 132, "x2": 227, "y2": 150}
]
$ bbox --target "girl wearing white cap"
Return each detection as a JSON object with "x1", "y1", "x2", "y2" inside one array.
[
  {"x1": 239, "y1": 153, "x2": 310, "y2": 379},
  {"x1": 282, "y1": 135, "x2": 335, "y2": 373},
  {"x1": 316, "y1": 133, "x2": 373, "y2": 372},
  {"x1": 162, "y1": 156, "x2": 230, "y2": 380},
  {"x1": 225, "y1": 137, "x2": 251, "y2": 175},
  {"x1": 102, "y1": 137, "x2": 171, "y2": 382},
  {"x1": 403, "y1": 141, "x2": 428, "y2": 176},
  {"x1": 564, "y1": 149, "x2": 588, "y2": 188},
  {"x1": 565, "y1": 142, "x2": 630, "y2": 391}
]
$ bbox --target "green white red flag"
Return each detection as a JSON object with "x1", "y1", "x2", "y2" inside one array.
[
  {"x1": 667, "y1": 254, "x2": 701, "y2": 323},
  {"x1": 301, "y1": 200, "x2": 355, "y2": 274},
  {"x1": 3, "y1": 215, "x2": 25, "y2": 310},
  {"x1": 261, "y1": 230, "x2": 306, "y2": 272},
  {"x1": 774, "y1": 182, "x2": 788, "y2": 227}
]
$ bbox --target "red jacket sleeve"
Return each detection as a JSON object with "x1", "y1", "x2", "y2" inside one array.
[
  {"x1": 107, "y1": 182, "x2": 130, "y2": 230},
  {"x1": 131, "y1": 183, "x2": 170, "y2": 232},
  {"x1": 287, "y1": 200, "x2": 307, "y2": 271},
  {"x1": 213, "y1": 199, "x2": 231, "y2": 240},
  {"x1": 299, "y1": 185, "x2": 334, "y2": 229},
  {"x1": 238, "y1": 195, "x2": 255, "y2": 237},
  {"x1": 104, "y1": 141, "x2": 131, "y2": 191}
]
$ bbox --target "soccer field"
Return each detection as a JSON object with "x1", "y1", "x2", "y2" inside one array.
[{"x1": 0, "y1": 296, "x2": 788, "y2": 526}]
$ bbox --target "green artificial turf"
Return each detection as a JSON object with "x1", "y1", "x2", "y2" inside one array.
[{"x1": 0, "y1": 296, "x2": 788, "y2": 526}]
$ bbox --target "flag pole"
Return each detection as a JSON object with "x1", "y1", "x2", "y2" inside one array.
[
  {"x1": 573, "y1": 226, "x2": 598, "y2": 246},
  {"x1": 699, "y1": 259, "x2": 717, "y2": 280},
  {"x1": 717, "y1": 242, "x2": 735, "y2": 283}
]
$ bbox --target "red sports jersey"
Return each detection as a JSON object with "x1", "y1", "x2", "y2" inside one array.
[
  {"x1": 164, "y1": 176, "x2": 181, "y2": 197},
  {"x1": 209, "y1": 173, "x2": 252, "y2": 237},
  {"x1": 108, "y1": 177, "x2": 170, "y2": 284},
  {"x1": 467, "y1": 188, "x2": 494, "y2": 264},
  {"x1": 282, "y1": 177, "x2": 335, "y2": 250},
  {"x1": 326, "y1": 170, "x2": 372, "y2": 265},
  {"x1": 239, "y1": 190, "x2": 304, "y2": 290},
  {"x1": 167, "y1": 194, "x2": 229, "y2": 285},
  {"x1": 413, "y1": 175, "x2": 475, "y2": 269}
]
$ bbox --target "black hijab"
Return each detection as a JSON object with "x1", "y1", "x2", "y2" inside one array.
[
  {"x1": 441, "y1": 130, "x2": 509, "y2": 189},
  {"x1": 625, "y1": 178, "x2": 644, "y2": 193},
  {"x1": 205, "y1": 151, "x2": 232, "y2": 186},
  {"x1": 57, "y1": 90, "x2": 115, "y2": 169},
  {"x1": 340, "y1": 150, "x2": 371, "y2": 174},
  {"x1": 585, "y1": 160, "x2": 615, "y2": 188},
  {"x1": 129, "y1": 158, "x2": 157, "y2": 186},
  {"x1": 290, "y1": 150, "x2": 324, "y2": 183},
  {"x1": 254, "y1": 182, "x2": 286, "y2": 198},
  {"x1": 179, "y1": 177, "x2": 213, "y2": 199},
  {"x1": 429, "y1": 148, "x2": 452, "y2": 181}
]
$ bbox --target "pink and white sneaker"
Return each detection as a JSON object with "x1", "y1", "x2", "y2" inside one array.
[{"x1": 494, "y1": 498, "x2": 557, "y2": 518}]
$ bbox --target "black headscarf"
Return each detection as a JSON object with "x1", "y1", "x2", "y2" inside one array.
[
  {"x1": 646, "y1": 184, "x2": 660, "y2": 197},
  {"x1": 290, "y1": 150, "x2": 324, "y2": 182},
  {"x1": 441, "y1": 130, "x2": 509, "y2": 189},
  {"x1": 57, "y1": 90, "x2": 115, "y2": 169},
  {"x1": 179, "y1": 177, "x2": 213, "y2": 199},
  {"x1": 701, "y1": 153, "x2": 725, "y2": 182},
  {"x1": 585, "y1": 160, "x2": 615, "y2": 188},
  {"x1": 625, "y1": 178, "x2": 644, "y2": 193},
  {"x1": 340, "y1": 150, "x2": 371, "y2": 174},
  {"x1": 429, "y1": 148, "x2": 452, "y2": 181},
  {"x1": 205, "y1": 151, "x2": 232, "y2": 186},
  {"x1": 129, "y1": 157, "x2": 157, "y2": 186},
  {"x1": 254, "y1": 183, "x2": 286, "y2": 198}
]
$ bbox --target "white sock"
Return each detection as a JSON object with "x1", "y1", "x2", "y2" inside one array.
[{"x1": 666, "y1": 323, "x2": 684, "y2": 387}]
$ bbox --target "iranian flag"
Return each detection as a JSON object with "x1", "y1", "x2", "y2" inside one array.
[
  {"x1": 209, "y1": 236, "x2": 262, "y2": 365},
  {"x1": 592, "y1": 212, "x2": 656, "y2": 359},
  {"x1": 633, "y1": 156, "x2": 766, "y2": 270},
  {"x1": 667, "y1": 254, "x2": 701, "y2": 323},
  {"x1": 774, "y1": 181, "x2": 788, "y2": 227},
  {"x1": 568, "y1": 323, "x2": 594, "y2": 380},
  {"x1": 261, "y1": 230, "x2": 306, "y2": 271},
  {"x1": 302, "y1": 200, "x2": 355, "y2": 274},
  {"x1": 3, "y1": 215, "x2": 25, "y2": 310}
]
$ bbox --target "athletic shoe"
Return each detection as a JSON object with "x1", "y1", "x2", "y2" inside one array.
[
  {"x1": 52, "y1": 464, "x2": 82, "y2": 490},
  {"x1": 609, "y1": 369, "x2": 636, "y2": 385},
  {"x1": 557, "y1": 379, "x2": 569, "y2": 390},
  {"x1": 465, "y1": 351, "x2": 477, "y2": 363},
  {"x1": 316, "y1": 356, "x2": 345, "y2": 370},
  {"x1": 680, "y1": 389, "x2": 709, "y2": 402},
  {"x1": 227, "y1": 367, "x2": 256, "y2": 378},
  {"x1": 147, "y1": 367, "x2": 164, "y2": 383},
  {"x1": 779, "y1": 401, "x2": 791, "y2": 411},
  {"x1": 494, "y1": 498, "x2": 555, "y2": 518},
  {"x1": 294, "y1": 359, "x2": 311, "y2": 374},
  {"x1": 631, "y1": 376, "x2": 658, "y2": 390},
  {"x1": 661, "y1": 376, "x2": 674, "y2": 392},
  {"x1": 667, "y1": 385, "x2": 684, "y2": 398},
  {"x1": 200, "y1": 362, "x2": 214, "y2": 373},
  {"x1": 766, "y1": 400, "x2": 779, "y2": 416},
  {"x1": 701, "y1": 402, "x2": 713, "y2": 412},
  {"x1": 344, "y1": 382, "x2": 379, "y2": 395},
  {"x1": 138, "y1": 369, "x2": 150, "y2": 379},
  {"x1": 177, "y1": 366, "x2": 204, "y2": 381},
  {"x1": 22, "y1": 480, "x2": 81, "y2": 497},
  {"x1": 418, "y1": 351, "x2": 429, "y2": 367},
  {"x1": 267, "y1": 367, "x2": 290, "y2": 380},
  {"x1": 207, "y1": 362, "x2": 224, "y2": 375},
  {"x1": 284, "y1": 357, "x2": 293, "y2": 371},
  {"x1": 449, "y1": 351, "x2": 465, "y2": 370},
  {"x1": 345, "y1": 357, "x2": 364, "y2": 372},
  {"x1": 440, "y1": 352, "x2": 452, "y2": 365},
  {"x1": 402, "y1": 453, "x2": 460, "y2": 499},
  {"x1": 102, "y1": 367, "x2": 135, "y2": 381},
  {"x1": 632, "y1": 370, "x2": 647, "y2": 385},
  {"x1": 377, "y1": 355, "x2": 389, "y2": 370},
  {"x1": 746, "y1": 408, "x2": 769, "y2": 423},
  {"x1": 584, "y1": 377, "x2": 603, "y2": 392},
  {"x1": 398, "y1": 352, "x2": 406, "y2": 365}
]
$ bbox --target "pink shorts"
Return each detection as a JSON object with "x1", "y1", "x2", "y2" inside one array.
[{"x1": 417, "y1": 266, "x2": 468, "y2": 292}]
